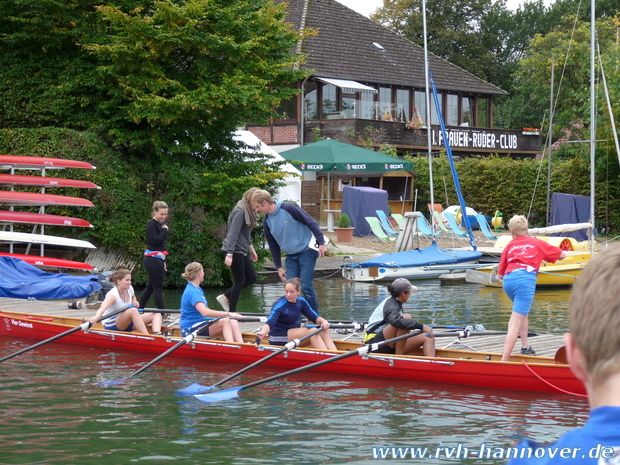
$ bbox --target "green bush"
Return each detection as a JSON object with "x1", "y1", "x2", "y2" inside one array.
[{"x1": 337, "y1": 213, "x2": 351, "y2": 228}]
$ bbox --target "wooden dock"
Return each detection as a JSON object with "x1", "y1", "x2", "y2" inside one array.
[{"x1": 0, "y1": 297, "x2": 565, "y2": 358}]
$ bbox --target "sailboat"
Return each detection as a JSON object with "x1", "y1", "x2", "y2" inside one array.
[
  {"x1": 467, "y1": 2, "x2": 606, "y2": 288},
  {"x1": 341, "y1": 3, "x2": 482, "y2": 282}
]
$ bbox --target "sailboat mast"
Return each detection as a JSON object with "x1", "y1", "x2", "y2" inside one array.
[
  {"x1": 589, "y1": 0, "x2": 596, "y2": 255},
  {"x1": 422, "y1": 0, "x2": 435, "y2": 233}
]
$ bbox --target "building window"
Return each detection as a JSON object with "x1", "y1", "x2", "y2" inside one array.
[
  {"x1": 275, "y1": 96, "x2": 297, "y2": 122},
  {"x1": 322, "y1": 84, "x2": 338, "y2": 118},
  {"x1": 477, "y1": 97, "x2": 489, "y2": 128},
  {"x1": 447, "y1": 94, "x2": 459, "y2": 126},
  {"x1": 396, "y1": 89, "x2": 410, "y2": 122},
  {"x1": 304, "y1": 82, "x2": 318, "y2": 120},
  {"x1": 360, "y1": 92, "x2": 375, "y2": 119},
  {"x1": 462, "y1": 96, "x2": 474, "y2": 127},
  {"x1": 415, "y1": 90, "x2": 441, "y2": 125},
  {"x1": 341, "y1": 93, "x2": 356, "y2": 118},
  {"x1": 379, "y1": 87, "x2": 393, "y2": 121}
]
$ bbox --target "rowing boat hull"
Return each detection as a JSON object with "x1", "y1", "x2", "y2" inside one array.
[
  {"x1": 0, "y1": 311, "x2": 585, "y2": 396},
  {"x1": 0, "y1": 155, "x2": 95, "y2": 170},
  {"x1": 0, "y1": 191, "x2": 94, "y2": 207},
  {"x1": 0, "y1": 174, "x2": 100, "y2": 189},
  {"x1": 0, "y1": 253, "x2": 94, "y2": 270},
  {"x1": 0, "y1": 211, "x2": 92, "y2": 228},
  {"x1": 0, "y1": 231, "x2": 96, "y2": 248}
]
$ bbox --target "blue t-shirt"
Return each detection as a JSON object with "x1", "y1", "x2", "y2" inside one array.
[
  {"x1": 507, "y1": 406, "x2": 620, "y2": 464},
  {"x1": 180, "y1": 283, "x2": 211, "y2": 334},
  {"x1": 265, "y1": 296, "x2": 319, "y2": 338}
]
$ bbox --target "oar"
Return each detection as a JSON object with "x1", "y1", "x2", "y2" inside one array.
[
  {"x1": 98, "y1": 318, "x2": 222, "y2": 386},
  {"x1": 432, "y1": 330, "x2": 538, "y2": 338},
  {"x1": 144, "y1": 308, "x2": 269, "y2": 318},
  {"x1": 194, "y1": 329, "x2": 423, "y2": 404},
  {"x1": 178, "y1": 327, "x2": 326, "y2": 396},
  {"x1": 0, "y1": 305, "x2": 133, "y2": 363}
]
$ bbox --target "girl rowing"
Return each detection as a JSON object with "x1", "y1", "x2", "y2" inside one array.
[
  {"x1": 90, "y1": 269, "x2": 162, "y2": 335},
  {"x1": 179, "y1": 262, "x2": 244, "y2": 342},
  {"x1": 256, "y1": 277, "x2": 337, "y2": 350}
]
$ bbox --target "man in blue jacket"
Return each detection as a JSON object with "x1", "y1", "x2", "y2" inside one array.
[{"x1": 251, "y1": 189, "x2": 326, "y2": 312}]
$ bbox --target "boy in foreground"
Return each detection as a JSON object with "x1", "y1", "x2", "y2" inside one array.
[{"x1": 507, "y1": 246, "x2": 620, "y2": 464}]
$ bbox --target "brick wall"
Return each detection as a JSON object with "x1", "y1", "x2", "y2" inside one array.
[{"x1": 248, "y1": 124, "x2": 298, "y2": 145}]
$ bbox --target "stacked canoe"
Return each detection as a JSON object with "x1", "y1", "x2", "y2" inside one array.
[{"x1": 0, "y1": 155, "x2": 99, "y2": 271}]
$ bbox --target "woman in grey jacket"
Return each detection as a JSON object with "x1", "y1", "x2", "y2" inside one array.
[{"x1": 216, "y1": 188, "x2": 259, "y2": 312}]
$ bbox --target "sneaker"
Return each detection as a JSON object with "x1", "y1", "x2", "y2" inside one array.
[
  {"x1": 521, "y1": 346, "x2": 536, "y2": 356},
  {"x1": 216, "y1": 294, "x2": 230, "y2": 311}
]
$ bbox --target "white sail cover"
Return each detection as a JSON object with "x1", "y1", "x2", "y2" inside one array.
[{"x1": 527, "y1": 223, "x2": 592, "y2": 235}]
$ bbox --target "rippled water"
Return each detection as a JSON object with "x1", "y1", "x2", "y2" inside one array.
[{"x1": 0, "y1": 279, "x2": 583, "y2": 464}]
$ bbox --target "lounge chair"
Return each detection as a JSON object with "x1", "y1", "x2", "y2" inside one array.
[
  {"x1": 476, "y1": 214, "x2": 498, "y2": 240},
  {"x1": 376, "y1": 210, "x2": 399, "y2": 236},
  {"x1": 364, "y1": 216, "x2": 396, "y2": 243},
  {"x1": 444, "y1": 212, "x2": 469, "y2": 238},
  {"x1": 414, "y1": 215, "x2": 441, "y2": 241},
  {"x1": 432, "y1": 210, "x2": 454, "y2": 236},
  {"x1": 391, "y1": 213, "x2": 405, "y2": 229}
]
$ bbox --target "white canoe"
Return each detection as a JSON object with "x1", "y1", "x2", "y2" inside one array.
[{"x1": 0, "y1": 231, "x2": 96, "y2": 249}]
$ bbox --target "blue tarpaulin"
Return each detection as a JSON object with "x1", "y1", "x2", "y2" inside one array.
[
  {"x1": 551, "y1": 193, "x2": 591, "y2": 241},
  {"x1": 341, "y1": 186, "x2": 389, "y2": 237},
  {"x1": 0, "y1": 256, "x2": 101, "y2": 300}
]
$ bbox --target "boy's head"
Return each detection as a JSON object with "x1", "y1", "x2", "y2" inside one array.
[
  {"x1": 508, "y1": 215, "x2": 528, "y2": 236},
  {"x1": 568, "y1": 246, "x2": 620, "y2": 385}
]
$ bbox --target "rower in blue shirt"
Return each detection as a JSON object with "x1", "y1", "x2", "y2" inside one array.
[{"x1": 256, "y1": 278, "x2": 336, "y2": 350}]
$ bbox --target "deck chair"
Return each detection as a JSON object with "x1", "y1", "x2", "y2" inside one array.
[
  {"x1": 376, "y1": 210, "x2": 399, "y2": 236},
  {"x1": 414, "y1": 215, "x2": 441, "y2": 241},
  {"x1": 444, "y1": 212, "x2": 469, "y2": 238},
  {"x1": 364, "y1": 216, "x2": 396, "y2": 243},
  {"x1": 391, "y1": 213, "x2": 405, "y2": 229},
  {"x1": 476, "y1": 214, "x2": 498, "y2": 240},
  {"x1": 432, "y1": 210, "x2": 454, "y2": 236}
]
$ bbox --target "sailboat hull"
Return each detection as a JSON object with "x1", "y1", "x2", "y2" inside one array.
[{"x1": 342, "y1": 243, "x2": 482, "y2": 282}]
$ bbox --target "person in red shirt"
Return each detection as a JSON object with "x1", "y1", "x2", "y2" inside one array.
[{"x1": 497, "y1": 215, "x2": 567, "y2": 361}]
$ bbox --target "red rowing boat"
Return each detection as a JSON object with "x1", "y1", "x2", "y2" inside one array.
[
  {"x1": 0, "y1": 211, "x2": 92, "y2": 228},
  {"x1": 0, "y1": 311, "x2": 585, "y2": 396},
  {"x1": 0, "y1": 174, "x2": 100, "y2": 189},
  {"x1": 0, "y1": 191, "x2": 94, "y2": 207},
  {"x1": 0, "y1": 254, "x2": 94, "y2": 270},
  {"x1": 0, "y1": 155, "x2": 96, "y2": 170}
]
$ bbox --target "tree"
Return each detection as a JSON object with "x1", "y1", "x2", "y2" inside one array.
[
  {"x1": 0, "y1": 0, "x2": 309, "y2": 286},
  {"x1": 0, "y1": 0, "x2": 308, "y2": 153}
]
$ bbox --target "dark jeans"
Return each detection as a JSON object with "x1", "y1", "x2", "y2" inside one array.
[
  {"x1": 285, "y1": 247, "x2": 319, "y2": 312},
  {"x1": 223, "y1": 252, "x2": 257, "y2": 311},
  {"x1": 139, "y1": 256, "x2": 166, "y2": 309}
]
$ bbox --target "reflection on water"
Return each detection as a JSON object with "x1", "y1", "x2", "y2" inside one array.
[
  {"x1": 0, "y1": 342, "x2": 587, "y2": 465},
  {"x1": 163, "y1": 277, "x2": 571, "y2": 334},
  {"x1": 0, "y1": 279, "x2": 576, "y2": 464}
]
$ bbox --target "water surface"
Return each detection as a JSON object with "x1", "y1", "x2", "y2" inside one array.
[{"x1": 0, "y1": 279, "x2": 582, "y2": 464}]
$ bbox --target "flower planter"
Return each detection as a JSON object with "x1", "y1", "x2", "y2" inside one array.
[{"x1": 335, "y1": 227, "x2": 355, "y2": 243}]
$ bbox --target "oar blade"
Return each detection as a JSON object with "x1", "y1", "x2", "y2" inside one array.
[
  {"x1": 177, "y1": 383, "x2": 215, "y2": 396},
  {"x1": 195, "y1": 387, "x2": 243, "y2": 404}
]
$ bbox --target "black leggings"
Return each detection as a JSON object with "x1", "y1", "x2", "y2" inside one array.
[
  {"x1": 139, "y1": 256, "x2": 166, "y2": 309},
  {"x1": 223, "y1": 252, "x2": 257, "y2": 311}
]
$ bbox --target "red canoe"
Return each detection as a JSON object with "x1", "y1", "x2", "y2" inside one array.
[
  {"x1": 0, "y1": 155, "x2": 95, "y2": 170},
  {"x1": 0, "y1": 311, "x2": 586, "y2": 396},
  {"x1": 0, "y1": 191, "x2": 94, "y2": 207},
  {"x1": 0, "y1": 211, "x2": 92, "y2": 228},
  {"x1": 0, "y1": 254, "x2": 94, "y2": 271},
  {"x1": 0, "y1": 174, "x2": 100, "y2": 189}
]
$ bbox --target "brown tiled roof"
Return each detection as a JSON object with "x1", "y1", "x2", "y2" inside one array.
[{"x1": 280, "y1": 0, "x2": 506, "y2": 95}]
